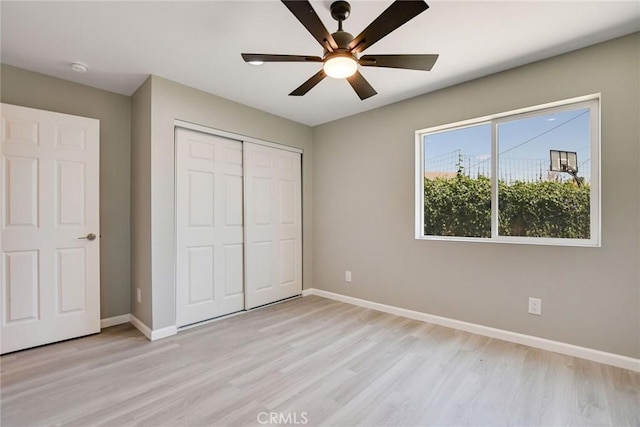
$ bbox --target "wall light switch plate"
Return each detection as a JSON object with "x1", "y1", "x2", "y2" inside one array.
[
  {"x1": 345, "y1": 271, "x2": 352, "y2": 283},
  {"x1": 137, "y1": 288, "x2": 142, "y2": 303}
]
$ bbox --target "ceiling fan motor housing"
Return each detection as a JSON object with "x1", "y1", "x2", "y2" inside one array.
[
  {"x1": 323, "y1": 30, "x2": 357, "y2": 69},
  {"x1": 331, "y1": 30, "x2": 354, "y2": 50}
]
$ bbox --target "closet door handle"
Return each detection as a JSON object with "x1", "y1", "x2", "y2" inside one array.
[{"x1": 77, "y1": 233, "x2": 97, "y2": 241}]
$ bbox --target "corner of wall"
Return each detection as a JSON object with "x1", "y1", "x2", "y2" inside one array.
[{"x1": 130, "y1": 76, "x2": 154, "y2": 327}]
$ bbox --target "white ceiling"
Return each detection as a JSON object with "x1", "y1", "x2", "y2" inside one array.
[{"x1": 2, "y1": 1, "x2": 638, "y2": 126}]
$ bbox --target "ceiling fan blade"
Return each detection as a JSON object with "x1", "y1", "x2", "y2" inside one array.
[
  {"x1": 242, "y1": 53, "x2": 322, "y2": 63},
  {"x1": 349, "y1": 1, "x2": 429, "y2": 54},
  {"x1": 289, "y1": 69, "x2": 327, "y2": 96},
  {"x1": 346, "y1": 71, "x2": 377, "y2": 100},
  {"x1": 359, "y1": 54, "x2": 438, "y2": 71},
  {"x1": 281, "y1": 1, "x2": 338, "y2": 52}
]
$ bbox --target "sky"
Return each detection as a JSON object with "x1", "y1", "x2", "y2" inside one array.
[{"x1": 424, "y1": 107, "x2": 591, "y2": 182}]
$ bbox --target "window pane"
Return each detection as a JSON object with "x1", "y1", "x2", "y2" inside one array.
[
  {"x1": 423, "y1": 124, "x2": 491, "y2": 237},
  {"x1": 497, "y1": 108, "x2": 591, "y2": 238}
]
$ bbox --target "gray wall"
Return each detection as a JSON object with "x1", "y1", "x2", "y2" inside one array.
[
  {"x1": 142, "y1": 76, "x2": 314, "y2": 329},
  {"x1": 4, "y1": 33, "x2": 637, "y2": 358},
  {"x1": 1, "y1": 64, "x2": 132, "y2": 319},
  {"x1": 130, "y1": 77, "x2": 153, "y2": 326},
  {"x1": 312, "y1": 34, "x2": 640, "y2": 358}
]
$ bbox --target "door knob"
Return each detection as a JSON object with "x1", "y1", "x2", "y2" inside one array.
[{"x1": 78, "y1": 233, "x2": 97, "y2": 241}]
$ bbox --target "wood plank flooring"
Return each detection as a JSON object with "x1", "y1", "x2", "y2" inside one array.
[{"x1": 1, "y1": 295, "x2": 639, "y2": 426}]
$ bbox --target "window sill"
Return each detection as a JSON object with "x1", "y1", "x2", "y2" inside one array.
[{"x1": 416, "y1": 235, "x2": 600, "y2": 248}]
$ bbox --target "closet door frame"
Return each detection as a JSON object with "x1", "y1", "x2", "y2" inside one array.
[
  {"x1": 175, "y1": 121, "x2": 302, "y2": 156},
  {"x1": 173, "y1": 120, "x2": 302, "y2": 327}
]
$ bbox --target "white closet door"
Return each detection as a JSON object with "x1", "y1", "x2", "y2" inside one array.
[
  {"x1": 175, "y1": 128, "x2": 244, "y2": 327},
  {"x1": 244, "y1": 142, "x2": 302, "y2": 309},
  {"x1": 1, "y1": 103, "x2": 100, "y2": 354}
]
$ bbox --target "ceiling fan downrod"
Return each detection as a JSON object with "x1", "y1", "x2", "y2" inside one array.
[
  {"x1": 328, "y1": 1, "x2": 355, "y2": 51},
  {"x1": 330, "y1": 1, "x2": 351, "y2": 32}
]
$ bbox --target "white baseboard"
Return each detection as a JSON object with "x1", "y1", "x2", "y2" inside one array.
[
  {"x1": 151, "y1": 325, "x2": 177, "y2": 340},
  {"x1": 129, "y1": 314, "x2": 152, "y2": 340},
  {"x1": 304, "y1": 288, "x2": 640, "y2": 373},
  {"x1": 100, "y1": 314, "x2": 131, "y2": 329},
  {"x1": 129, "y1": 314, "x2": 177, "y2": 341}
]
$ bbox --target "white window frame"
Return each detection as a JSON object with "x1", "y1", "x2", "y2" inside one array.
[{"x1": 415, "y1": 94, "x2": 601, "y2": 247}]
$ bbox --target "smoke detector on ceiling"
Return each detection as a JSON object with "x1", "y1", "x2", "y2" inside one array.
[{"x1": 70, "y1": 62, "x2": 89, "y2": 73}]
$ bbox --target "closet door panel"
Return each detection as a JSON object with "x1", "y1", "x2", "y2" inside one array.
[
  {"x1": 175, "y1": 128, "x2": 244, "y2": 327},
  {"x1": 244, "y1": 142, "x2": 302, "y2": 309}
]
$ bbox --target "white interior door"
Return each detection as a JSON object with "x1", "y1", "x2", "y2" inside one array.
[
  {"x1": 244, "y1": 142, "x2": 302, "y2": 309},
  {"x1": 175, "y1": 128, "x2": 244, "y2": 327},
  {"x1": 1, "y1": 103, "x2": 100, "y2": 354}
]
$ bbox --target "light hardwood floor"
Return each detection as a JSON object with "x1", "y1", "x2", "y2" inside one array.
[{"x1": 1, "y1": 295, "x2": 639, "y2": 426}]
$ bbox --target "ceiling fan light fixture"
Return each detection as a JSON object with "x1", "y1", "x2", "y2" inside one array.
[
  {"x1": 248, "y1": 60, "x2": 264, "y2": 66},
  {"x1": 323, "y1": 54, "x2": 357, "y2": 79}
]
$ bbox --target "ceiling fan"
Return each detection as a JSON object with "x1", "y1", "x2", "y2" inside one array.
[{"x1": 241, "y1": 0, "x2": 439, "y2": 100}]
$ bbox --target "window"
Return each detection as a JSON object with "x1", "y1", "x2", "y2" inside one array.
[{"x1": 415, "y1": 95, "x2": 600, "y2": 246}]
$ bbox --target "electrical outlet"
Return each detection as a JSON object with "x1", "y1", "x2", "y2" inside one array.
[
  {"x1": 528, "y1": 297, "x2": 542, "y2": 315},
  {"x1": 137, "y1": 288, "x2": 142, "y2": 303},
  {"x1": 345, "y1": 270, "x2": 352, "y2": 283}
]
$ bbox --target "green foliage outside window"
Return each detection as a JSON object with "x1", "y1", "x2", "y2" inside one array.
[
  {"x1": 424, "y1": 174, "x2": 590, "y2": 239},
  {"x1": 423, "y1": 173, "x2": 492, "y2": 238}
]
